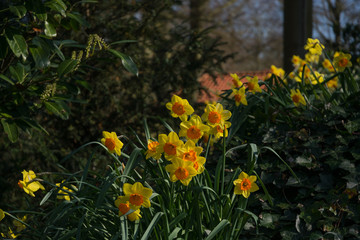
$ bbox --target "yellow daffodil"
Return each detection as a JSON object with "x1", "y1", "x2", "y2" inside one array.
[
  {"x1": 101, "y1": 131, "x2": 124, "y2": 156},
  {"x1": 122, "y1": 182, "x2": 153, "y2": 210},
  {"x1": 304, "y1": 38, "x2": 324, "y2": 56},
  {"x1": 209, "y1": 122, "x2": 231, "y2": 140},
  {"x1": 201, "y1": 103, "x2": 231, "y2": 127},
  {"x1": 246, "y1": 76, "x2": 262, "y2": 94},
  {"x1": 309, "y1": 71, "x2": 324, "y2": 85},
  {"x1": 178, "y1": 141, "x2": 206, "y2": 174},
  {"x1": 291, "y1": 55, "x2": 306, "y2": 69},
  {"x1": 56, "y1": 181, "x2": 74, "y2": 201},
  {"x1": 270, "y1": 65, "x2": 285, "y2": 79},
  {"x1": 327, "y1": 77, "x2": 338, "y2": 89},
  {"x1": 13, "y1": 215, "x2": 26, "y2": 232},
  {"x1": 233, "y1": 172, "x2": 259, "y2": 198},
  {"x1": 158, "y1": 132, "x2": 184, "y2": 161},
  {"x1": 179, "y1": 115, "x2": 210, "y2": 143},
  {"x1": 166, "y1": 95, "x2": 194, "y2": 121},
  {"x1": 322, "y1": 59, "x2": 335, "y2": 72},
  {"x1": 305, "y1": 52, "x2": 319, "y2": 64},
  {"x1": 165, "y1": 158, "x2": 197, "y2": 186},
  {"x1": 290, "y1": 89, "x2": 306, "y2": 107},
  {"x1": 114, "y1": 196, "x2": 142, "y2": 221},
  {"x1": 334, "y1": 52, "x2": 352, "y2": 72},
  {"x1": 230, "y1": 73, "x2": 243, "y2": 88},
  {"x1": 145, "y1": 140, "x2": 162, "y2": 160},
  {"x1": 18, "y1": 170, "x2": 45, "y2": 197},
  {"x1": 232, "y1": 87, "x2": 247, "y2": 106},
  {"x1": 0, "y1": 209, "x2": 5, "y2": 221}
]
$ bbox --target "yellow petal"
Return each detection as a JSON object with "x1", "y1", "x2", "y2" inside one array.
[
  {"x1": 123, "y1": 183, "x2": 132, "y2": 195},
  {"x1": 0, "y1": 209, "x2": 5, "y2": 221}
]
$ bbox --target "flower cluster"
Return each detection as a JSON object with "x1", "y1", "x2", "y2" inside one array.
[
  {"x1": 229, "y1": 74, "x2": 262, "y2": 107},
  {"x1": 265, "y1": 38, "x2": 354, "y2": 108},
  {"x1": 145, "y1": 95, "x2": 232, "y2": 186}
]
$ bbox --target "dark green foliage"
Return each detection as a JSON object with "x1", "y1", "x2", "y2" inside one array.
[{"x1": 222, "y1": 68, "x2": 360, "y2": 239}]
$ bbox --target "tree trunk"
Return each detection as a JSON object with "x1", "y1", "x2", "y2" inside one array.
[{"x1": 283, "y1": 0, "x2": 313, "y2": 73}]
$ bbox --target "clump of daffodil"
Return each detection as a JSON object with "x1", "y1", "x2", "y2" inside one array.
[
  {"x1": 231, "y1": 87, "x2": 247, "y2": 106},
  {"x1": 166, "y1": 95, "x2": 194, "y2": 121},
  {"x1": 145, "y1": 139, "x2": 162, "y2": 160},
  {"x1": 18, "y1": 170, "x2": 45, "y2": 197},
  {"x1": 322, "y1": 59, "x2": 335, "y2": 72},
  {"x1": 179, "y1": 115, "x2": 210, "y2": 143},
  {"x1": 295, "y1": 65, "x2": 311, "y2": 84},
  {"x1": 333, "y1": 51, "x2": 352, "y2": 72},
  {"x1": 165, "y1": 158, "x2": 198, "y2": 186},
  {"x1": 290, "y1": 89, "x2": 306, "y2": 107},
  {"x1": 114, "y1": 196, "x2": 141, "y2": 221},
  {"x1": 246, "y1": 76, "x2": 262, "y2": 94},
  {"x1": 56, "y1": 181, "x2": 74, "y2": 201},
  {"x1": 177, "y1": 140, "x2": 206, "y2": 174},
  {"x1": 0, "y1": 209, "x2": 5, "y2": 222},
  {"x1": 230, "y1": 73, "x2": 243, "y2": 88},
  {"x1": 201, "y1": 102, "x2": 231, "y2": 127},
  {"x1": 101, "y1": 131, "x2": 124, "y2": 156},
  {"x1": 158, "y1": 131, "x2": 184, "y2": 161},
  {"x1": 304, "y1": 38, "x2": 324, "y2": 56},
  {"x1": 122, "y1": 182, "x2": 153, "y2": 210},
  {"x1": 233, "y1": 172, "x2": 259, "y2": 198}
]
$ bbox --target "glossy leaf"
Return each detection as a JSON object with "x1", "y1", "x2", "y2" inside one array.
[
  {"x1": 45, "y1": 21, "x2": 57, "y2": 37},
  {"x1": 5, "y1": 29, "x2": 28, "y2": 59},
  {"x1": 9, "y1": 5, "x2": 27, "y2": 18},
  {"x1": 57, "y1": 59, "x2": 79, "y2": 78},
  {"x1": 44, "y1": 101, "x2": 69, "y2": 120},
  {"x1": 107, "y1": 49, "x2": 138, "y2": 76}
]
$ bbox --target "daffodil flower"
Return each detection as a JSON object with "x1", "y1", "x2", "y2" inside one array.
[
  {"x1": 101, "y1": 131, "x2": 124, "y2": 156},
  {"x1": 233, "y1": 172, "x2": 259, "y2": 198},
  {"x1": 290, "y1": 89, "x2": 306, "y2": 107},
  {"x1": 18, "y1": 170, "x2": 45, "y2": 197},
  {"x1": 122, "y1": 182, "x2": 153, "y2": 210},
  {"x1": 114, "y1": 196, "x2": 142, "y2": 221},
  {"x1": 179, "y1": 115, "x2": 210, "y2": 143},
  {"x1": 165, "y1": 158, "x2": 197, "y2": 186},
  {"x1": 166, "y1": 95, "x2": 194, "y2": 121}
]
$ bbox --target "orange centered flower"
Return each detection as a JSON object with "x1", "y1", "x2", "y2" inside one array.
[
  {"x1": 232, "y1": 79, "x2": 240, "y2": 88},
  {"x1": 292, "y1": 94, "x2": 300, "y2": 103},
  {"x1": 339, "y1": 58, "x2": 349, "y2": 67},
  {"x1": 183, "y1": 150, "x2": 197, "y2": 162},
  {"x1": 148, "y1": 141, "x2": 159, "y2": 153},
  {"x1": 240, "y1": 178, "x2": 252, "y2": 191},
  {"x1": 129, "y1": 193, "x2": 144, "y2": 206},
  {"x1": 208, "y1": 111, "x2": 221, "y2": 124},
  {"x1": 234, "y1": 94, "x2": 242, "y2": 103},
  {"x1": 105, "y1": 138, "x2": 116, "y2": 151},
  {"x1": 187, "y1": 126, "x2": 201, "y2": 140},
  {"x1": 175, "y1": 167, "x2": 189, "y2": 180},
  {"x1": 118, "y1": 202, "x2": 130, "y2": 215},
  {"x1": 247, "y1": 82, "x2": 254, "y2": 91},
  {"x1": 164, "y1": 143, "x2": 177, "y2": 155},
  {"x1": 172, "y1": 102, "x2": 185, "y2": 116}
]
